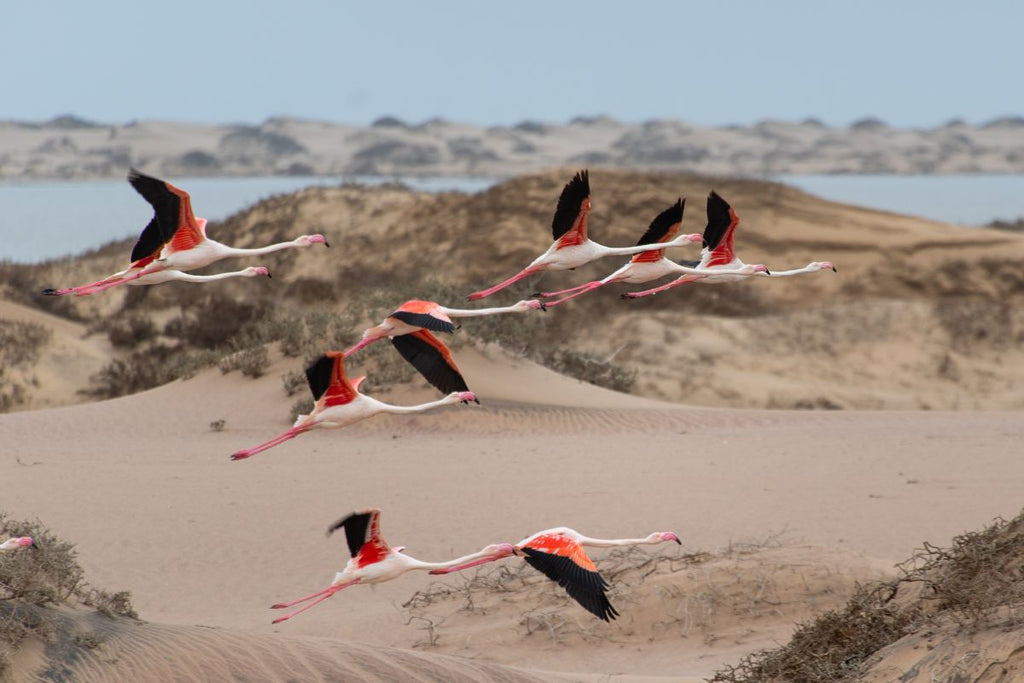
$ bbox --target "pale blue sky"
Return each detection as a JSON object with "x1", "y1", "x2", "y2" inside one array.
[{"x1": 3, "y1": 1, "x2": 1021, "y2": 128}]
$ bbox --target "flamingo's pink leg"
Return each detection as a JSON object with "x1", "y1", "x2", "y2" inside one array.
[
  {"x1": 467, "y1": 266, "x2": 545, "y2": 301},
  {"x1": 535, "y1": 281, "x2": 596, "y2": 299},
  {"x1": 542, "y1": 281, "x2": 606, "y2": 307},
  {"x1": 622, "y1": 275, "x2": 700, "y2": 299},
  {"x1": 270, "y1": 580, "x2": 359, "y2": 624},
  {"x1": 429, "y1": 554, "x2": 507, "y2": 575},
  {"x1": 230, "y1": 426, "x2": 310, "y2": 461}
]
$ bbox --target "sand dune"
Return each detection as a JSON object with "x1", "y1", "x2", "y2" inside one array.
[
  {"x1": 2, "y1": 170, "x2": 1022, "y2": 679},
  {"x1": 1, "y1": 346, "x2": 1021, "y2": 679}
]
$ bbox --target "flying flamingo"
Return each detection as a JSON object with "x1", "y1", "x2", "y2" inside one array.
[
  {"x1": 270, "y1": 509, "x2": 515, "y2": 624},
  {"x1": 0, "y1": 537, "x2": 34, "y2": 550},
  {"x1": 230, "y1": 348, "x2": 475, "y2": 461},
  {"x1": 42, "y1": 169, "x2": 327, "y2": 296},
  {"x1": 621, "y1": 191, "x2": 773, "y2": 299},
  {"x1": 430, "y1": 526, "x2": 682, "y2": 621},
  {"x1": 343, "y1": 298, "x2": 545, "y2": 356},
  {"x1": 466, "y1": 170, "x2": 703, "y2": 301},
  {"x1": 535, "y1": 199, "x2": 757, "y2": 307}
]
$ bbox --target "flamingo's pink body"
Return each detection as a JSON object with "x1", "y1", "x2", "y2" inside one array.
[
  {"x1": 270, "y1": 509, "x2": 514, "y2": 624},
  {"x1": 43, "y1": 169, "x2": 326, "y2": 297},
  {"x1": 231, "y1": 350, "x2": 475, "y2": 461},
  {"x1": 344, "y1": 298, "x2": 544, "y2": 356},
  {"x1": 467, "y1": 170, "x2": 701, "y2": 301},
  {"x1": 430, "y1": 526, "x2": 681, "y2": 621}
]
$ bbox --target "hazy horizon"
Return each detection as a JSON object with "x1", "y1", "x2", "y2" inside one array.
[{"x1": 3, "y1": 1, "x2": 1020, "y2": 130}]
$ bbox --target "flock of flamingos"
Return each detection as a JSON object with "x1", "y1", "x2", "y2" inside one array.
[{"x1": 4, "y1": 169, "x2": 835, "y2": 624}]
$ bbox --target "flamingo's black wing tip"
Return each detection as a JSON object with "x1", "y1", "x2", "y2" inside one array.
[{"x1": 41, "y1": 288, "x2": 58, "y2": 296}]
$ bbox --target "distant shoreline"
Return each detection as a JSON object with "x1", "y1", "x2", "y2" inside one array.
[{"x1": 2, "y1": 114, "x2": 1023, "y2": 181}]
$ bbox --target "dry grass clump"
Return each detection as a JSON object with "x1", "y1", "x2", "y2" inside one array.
[
  {"x1": 0, "y1": 320, "x2": 52, "y2": 412},
  {"x1": 707, "y1": 582, "x2": 916, "y2": 683},
  {"x1": 709, "y1": 510, "x2": 1024, "y2": 682},
  {"x1": 934, "y1": 298, "x2": 1019, "y2": 352},
  {"x1": 0, "y1": 513, "x2": 136, "y2": 674},
  {"x1": 102, "y1": 312, "x2": 157, "y2": 349}
]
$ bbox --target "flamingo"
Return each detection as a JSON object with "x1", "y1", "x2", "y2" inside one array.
[
  {"x1": 0, "y1": 537, "x2": 34, "y2": 550},
  {"x1": 270, "y1": 509, "x2": 515, "y2": 624},
  {"x1": 466, "y1": 170, "x2": 703, "y2": 301},
  {"x1": 42, "y1": 169, "x2": 327, "y2": 296},
  {"x1": 430, "y1": 526, "x2": 682, "y2": 621},
  {"x1": 535, "y1": 199, "x2": 755, "y2": 307},
  {"x1": 230, "y1": 347, "x2": 475, "y2": 461},
  {"x1": 621, "y1": 191, "x2": 771, "y2": 299},
  {"x1": 343, "y1": 298, "x2": 545, "y2": 356}
]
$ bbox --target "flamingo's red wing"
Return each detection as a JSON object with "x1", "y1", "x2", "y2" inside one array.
[
  {"x1": 631, "y1": 198, "x2": 684, "y2": 264},
  {"x1": 305, "y1": 353, "x2": 358, "y2": 407},
  {"x1": 390, "y1": 301, "x2": 456, "y2": 333},
  {"x1": 521, "y1": 533, "x2": 597, "y2": 572},
  {"x1": 390, "y1": 330, "x2": 470, "y2": 395},
  {"x1": 703, "y1": 192, "x2": 739, "y2": 268},
  {"x1": 552, "y1": 170, "x2": 591, "y2": 248},
  {"x1": 164, "y1": 187, "x2": 206, "y2": 254},
  {"x1": 327, "y1": 509, "x2": 391, "y2": 566}
]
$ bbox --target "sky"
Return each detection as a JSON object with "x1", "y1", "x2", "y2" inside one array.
[{"x1": 2, "y1": 1, "x2": 1021, "y2": 129}]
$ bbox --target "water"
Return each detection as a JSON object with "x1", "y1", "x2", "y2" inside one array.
[
  {"x1": 2, "y1": 174, "x2": 1022, "y2": 264},
  {"x1": 0, "y1": 175, "x2": 494, "y2": 264},
  {"x1": 778, "y1": 174, "x2": 1024, "y2": 226}
]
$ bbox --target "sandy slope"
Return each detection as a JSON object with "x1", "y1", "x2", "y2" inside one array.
[{"x1": 1, "y1": 345, "x2": 1021, "y2": 679}]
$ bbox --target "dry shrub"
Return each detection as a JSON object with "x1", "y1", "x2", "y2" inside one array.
[
  {"x1": 934, "y1": 298, "x2": 1018, "y2": 352},
  {"x1": 710, "y1": 510, "x2": 1024, "y2": 682},
  {"x1": 163, "y1": 292, "x2": 269, "y2": 348},
  {"x1": 896, "y1": 514, "x2": 1024, "y2": 626},
  {"x1": 708, "y1": 582, "x2": 916, "y2": 683},
  {"x1": 544, "y1": 349, "x2": 636, "y2": 393},
  {"x1": 83, "y1": 345, "x2": 220, "y2": 399},
  {"x1": 281, "y1": 369, "x2": 307, "y2": 396},
  {"x1": 104, "y1": 313, "x2": 156, "y2": 349},
  {"x1": 0, "y1": 320, "x2": 51, "y2": 367},
  {"x1": 0, "y1": 512, "x2": 136, "y2": 674},
  {"x1": 290, "y1": 397, "x2": 314, "y2": 423},
  {"x1": 218, "y1": 345, "x2": 270, "y2": 378}
]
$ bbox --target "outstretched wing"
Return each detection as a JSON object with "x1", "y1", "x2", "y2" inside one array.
[
  {"x1": 304, "y1": 353, "x2": 358, "y2": 406},
  {"x1": 631, "y1": 198, "x2": 685, "y2": 264},
  {"x1": 703, "y1": 191, "x2": 739, "y2": 267},
  {"x1": 390, "y1": 301, "x2": 456, "y2": 333},
  {"x1": 390, "y1": 330, "x2": 472, "y2": 397},
  {"x1": 520, "y1": 538, "x2": 618, "y2": 621},
  {"x1": 552, "y1": 170, "x2": 591, "y2": 247},
  {"x1": 127, "y1": 168, "x2": 205, "y2": 255},
  {"x1": 327, "y1": 509, "x2": 390, "y2": 566}
]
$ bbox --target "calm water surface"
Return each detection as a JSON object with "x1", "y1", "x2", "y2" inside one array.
[{"x1": 2, "y1": 174, "x2": 1022, "y2": 263}]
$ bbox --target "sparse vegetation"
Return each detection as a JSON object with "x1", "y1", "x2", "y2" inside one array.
[
  {"x1": 0, "y1": 320, "x2": 53, "y2": 412},
  {"x1": 104, "y1": 312, "x2": 157, "y2": 349},
  {"x1": 709, "y1": 510, "x2": 1024, "y2": 682},
  {"x1": 0, "y1": 513, "x2": 137, "y2": 674}
]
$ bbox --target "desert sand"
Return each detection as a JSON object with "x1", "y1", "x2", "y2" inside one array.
[
  {"x1": 1, "y1": 169, "x2": 1022, "y2": 680},
  {"x1": 0, "y1": 345, "x2": 1022, "y2": 680}
]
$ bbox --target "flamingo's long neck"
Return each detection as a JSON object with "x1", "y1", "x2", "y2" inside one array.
[
  {"x1": 592, "y1": 240, "x2": 686, "y2": 258},
  {"x1": 762, "y1": 264, "x2": 817, "y2": 277},
  {"x1": 216, "y1": 239, "x2": 305, "y2": 257},
  {"x1": 370, "y1": 395, "x2": 458, "y2": 416},
  {"x1": 578, "y1": 535, "x2": 659, "y2": 548},
  {"x1": 164, "y1": 269, "x2": 254, "y2": 283},
  {"x1": 438, "y1": 303, "x2": 524, "y2": 317}
]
